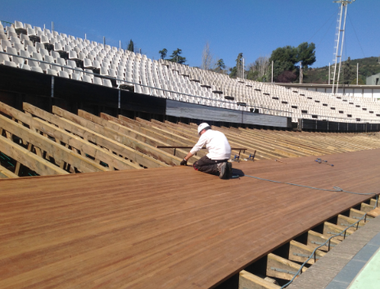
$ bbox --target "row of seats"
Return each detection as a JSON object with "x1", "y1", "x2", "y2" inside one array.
[{"x1": 1, "y1": 20, "x2": 379, "y2": 123}]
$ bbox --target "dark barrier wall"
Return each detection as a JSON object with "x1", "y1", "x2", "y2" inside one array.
[
  {"x1": 0, "y1": 65, "x2": 166, "y2": 117},
  {"x1": 1, "y1": 65, "x2": 379, "y2": 132},
  {"x1": 299, "y1": 119, "x2": 380, "y2": 132}
]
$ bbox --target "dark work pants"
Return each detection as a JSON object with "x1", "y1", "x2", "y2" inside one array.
[{"x1": 193, "y1": 155, "x2": 228, "y2": 176}]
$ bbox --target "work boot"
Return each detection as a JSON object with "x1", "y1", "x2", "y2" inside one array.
[
  {"x1": 217, "y1": 162, "x2": 227, "y2": 179},
  {"x1": 226, "y1": 162, "x2": 232, "y2": 179}
]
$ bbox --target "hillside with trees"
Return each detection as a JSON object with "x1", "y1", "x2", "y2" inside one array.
[{"x1": 304, "y1": 57, "x2": 380, "y2": 84}]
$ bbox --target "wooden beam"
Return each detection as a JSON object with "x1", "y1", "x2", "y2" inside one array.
[
  {"x1": 80, "y1": 109, "x2": 189, "y2": 161},
  {"x1": 266, "y1": 253, "x2": 306, "y2": 281},
  {"x1": 32, "y1": 118, "x2": 140, "y2": 171},
  {"x1": 0, "y1": 164, "x2": 19, "y2": 178},
  {"x1": 288, "y1": 240, "x2": 326, "y2": 264},
  {"x1": 0, "y1": 114, "x2": 108, "y2": 174},
  {"x1": 0, "y1": 134, "x2": 68, "y2": 176},
  {"x1": 53, "y1": 107, "x2": 182, "y2": 166},
  {"x1": 349, "y1": 208, "x2": 373, "y2": 220},
  {"x1": 307, "y1": 230, "x2": 340, "y2": 251},
  {"x1": 239, "y1": 270, "x2": 280, "y2": 289},
  {"x1": 370, "y1": 198, "x2": 378, "y2": 207},
  {"x1": 323, "y1": 222, "x2": 355, "y2": 241},
  {"x1": 337, "y1": 214, "x2": 365, "y2": 229},
  {"x1": 100, "y1": 113, "x2": 201, "y2": 160},
  {"x1": 22, "y1": 103, "x2": 159, "y2": 169},
  {"x1": 360, "y1": 203, "x2": 374, "y2": 213}
]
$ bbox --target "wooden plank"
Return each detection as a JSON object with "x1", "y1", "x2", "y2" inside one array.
[
  {"x1": 101, "y1": 113, "x2": 202, "y2": 161},
  {"x1": 119, "y1": 115, "x2": 201, "y2": 152},
  {"x1": 22, "y1": 103, "x2": 157, "y2": 169},
  {"x1": 349, "y1": 208, "x2": 373, "y2": 220},
  {"x1": 77, "y1": 110, "x2": 188, "y2": 164},
  {"x1": 360, "y1": 203, "x2": 374, "y2": 213},
  {"x1": 0, "y1": 134, "x2": 68, "y2": 176},
  {"x1": 336, "y1": 214, "x2": 365, "y2": 228},
  {"x1": 307, "y1": 230, "x2": 341, "y2": 251},
  {"x1": 51, "y1": 106, "x2": 180, "y2": 166},
  {"x1": 370, "y1": 198, "x2": 378, "y2": 207},
  {"x1": 0, "y1": 149, "x2": 379, "y2": 288},
  {"x1": 239, "y1": 270, "x2": 280, "y2": 289},
  {"x1": 0, "y1": 114, "x2": 108, "y2": 173},
  {"x1": 0, "y1": 164, "x2": 19, "y2": 178},
  {"x1": 323, "y1": 222, "x2": 355, "y2": 241},
  {"x1": 0, "y1": 101, "x2": 138, "y2": 171},
  {"x1": 266, "y1": 253, "x2": 307, "y2": 280},
  {"x1": 31, "y1": 118, "x2": 139, "y2": 171},
  {"x1": 288, "y1": 240, "x2": 326, "y2": 264}
]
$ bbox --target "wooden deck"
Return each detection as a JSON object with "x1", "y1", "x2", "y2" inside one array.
[{"x1": 0, "y1": 148, "x2": 379, "y2": 288}]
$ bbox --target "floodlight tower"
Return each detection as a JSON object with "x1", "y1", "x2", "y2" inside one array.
[{"x1": 331, "y1": 0, "x2": 356, "y2": 95}]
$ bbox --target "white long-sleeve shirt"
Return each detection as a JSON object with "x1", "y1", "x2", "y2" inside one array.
[{"x1": 190, "y1": 129, "x2": 231, "y2": 160}]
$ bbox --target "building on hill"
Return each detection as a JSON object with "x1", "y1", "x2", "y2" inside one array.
[
  {"x1": 279, "y1": 83, "x2": 380, "y2": 100},
  {"x1": 366, "y1": 73, "x2": 380, "y2": 86}
]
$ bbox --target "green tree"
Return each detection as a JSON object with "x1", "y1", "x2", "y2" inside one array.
[
  {"x1": 214, "y1": 59, "x2": 226, "y2": 73},
  {"x1": 229, "y1": 53, "x2": 243, "y2": 79},
  {"x1": 297, "y1": 42, "x2": 316, "y2": 83},
  {"x1": 168, "y1": 48, "x2": 186, "y2": 64},
  {"x1": 127, "y1": 39, "x2": 134, "y2": 52},
  {"x1": 269, "y1": 46, "x2": 298, "y2": 82},
  {"x1": 269, "y1": 42, "x2": 316, "y2": 83},
  {"x1": 159, "y1": 48, "x2": 167, "y2": 59},
  {"x1": 343, "y1": 57, "x2": 354, "y2": 85}
]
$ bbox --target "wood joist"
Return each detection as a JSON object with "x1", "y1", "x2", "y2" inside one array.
[
  {"x1": 0, "y1": 114, "x2": 107, "y2": 174},
  {"x1": 99, "y1": 113, "x2": 201, "y2": 161},
  {"x1": 0, "y1": 101, "x2": 173, "y2": 177},
  {"x1": 50, "y1": 106, "x2": 179, "y2": 166},
  {"x1": 23, "y1": 103, "x2": 167, "y2": 169},
  {"x1": 0, "y1": 100, "x2": 379, "y2": 178},
  {"x1": 75, "y1": 109, "x2": 186, "y2": 165},
  {"x1": 238, "y1": 197, "x2": 379, "y2": 289}
]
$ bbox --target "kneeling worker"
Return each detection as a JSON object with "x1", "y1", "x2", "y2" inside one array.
[{"x1": 180, "y1": 123, "x2": 232, "y2": 179}]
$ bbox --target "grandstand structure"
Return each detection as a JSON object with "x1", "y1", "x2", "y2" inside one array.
[
  {"x1": 1, "y1": 20, "x2": 380, "y2": 289},
  {"x1": 1, "y1": 20, "x2": 380, "y2": 132}
]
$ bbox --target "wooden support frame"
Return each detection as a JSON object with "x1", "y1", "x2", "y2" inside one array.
[
  {"x1": 54, "y1": 107, "x2": 182, "y2": 166},
  {"x1": 266, "y1": 253, "x2": 307, "y2": 281},
  {"x1": 307, "y1": 230, "x2": 340, "y2": 251},
  {"x1": 100, "y1": 113, "x2": 202, "y2": 161},
  {"x1": 0, "y1": 164, "x2": 19, "y2": 178},
  {"x1": 0, "y1": 114, "x2": 108, "y2": 174},
  {"x1": 0, "y1": 134, "x2": 68, "y2": 176},
  {"x1": 23, "y1": 103, "x2": 159, "y2": 169},
  {"x1": 288, "y1": 240, "x2": 325, "y2": 264},
  {"x1": 239, "y1": 270, "x2": 280, "y2": 289}
]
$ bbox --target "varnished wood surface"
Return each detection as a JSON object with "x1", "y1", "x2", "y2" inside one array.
[{"x1": 0, "y1": 149, "x2": 379, "y2": 288}]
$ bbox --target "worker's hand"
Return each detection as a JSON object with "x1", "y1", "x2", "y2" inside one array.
[{"x1": 180, "y1": 159, "x2": 187, "y2": 166}]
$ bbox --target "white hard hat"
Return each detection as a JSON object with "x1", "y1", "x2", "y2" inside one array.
[{"x1": 198, "y1": 123, "x2": 210, "y2": 135}]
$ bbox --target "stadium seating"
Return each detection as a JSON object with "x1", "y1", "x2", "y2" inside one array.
[{"x1": 1, "y1": 20, "x2": 380, "y2": 124}]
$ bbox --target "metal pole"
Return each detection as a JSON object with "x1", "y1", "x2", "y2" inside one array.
[
  {"x1": 332, "y1": 3, "x2": 344, "y2": 95},
  {"x1": 336, "y1": 3, "x2": 349, "y2": 95},
  {"x1": 357, "y1": 63, "x2": 359, "y2": 85},
  {"x1": 51, "y1": 21, "x2": 54, "y2": 32},
  {"x1": 271, "y1": 61, "x2": 274, "y2": 83},
  {"x1": 329, "y1": 63, "x2": 331, "y2": 84},
  {"x1": 103, "y1": 36, "x2": 106, "y2": 46}
]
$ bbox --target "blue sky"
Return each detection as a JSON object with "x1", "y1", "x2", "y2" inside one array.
[{"x1": 2, "y1": 0, "x2": 379, "y2": 69}]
